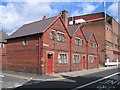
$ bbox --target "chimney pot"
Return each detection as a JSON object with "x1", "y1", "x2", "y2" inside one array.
[{"x1": 42, "y1": 15, "x2": 46, "y2": 20}]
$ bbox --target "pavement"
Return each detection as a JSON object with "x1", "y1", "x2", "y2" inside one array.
[{"x1": 2, "y1": 66, "x2": 119, "y2": 81}]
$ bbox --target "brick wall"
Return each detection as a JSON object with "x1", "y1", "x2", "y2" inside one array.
[
  {"x1": 70, "y1": 28, "x2": 86, "y2": 71},
  {"x1": 87, "y1": 34, "x2": 98, "y2": 69},
  {"x1": 1, "y1": 43, "x2": 7, "y2": 68},
  {"x1": 5, "y1": 35, "x2": 41, "y2": 73},
  {"x1": 83, "y1": 21, "x2": 106, "y2": 65},
  {"x1": 42, "y1": 17, "x2": 70, "y2": 74}
]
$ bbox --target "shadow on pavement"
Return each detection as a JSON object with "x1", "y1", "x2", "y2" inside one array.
[{"x1": 11, "y1": 74, "x2": 120, "y2": 90}]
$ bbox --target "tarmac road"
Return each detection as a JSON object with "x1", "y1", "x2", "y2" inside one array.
[{"x1": 13, "y1": 66, "x2": 120, "y2": 89}]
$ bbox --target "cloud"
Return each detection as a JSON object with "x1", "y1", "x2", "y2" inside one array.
[
  {"x1": 71, "y1": 10, "x2": 80, "y2": 16},
  {"x1": 0, "y1": 1, "x2": 58, "y2": 35},
  {"x1": 71, "y1": 2, "x2": 100, "y2": 16},
  {"x1": 107, "y1": 2, "x2": 118, "y2": 21}
]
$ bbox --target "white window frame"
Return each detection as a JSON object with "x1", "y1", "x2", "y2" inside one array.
[
  {"x1": 0, "y1": 43, "x2": 2, "y2": 48},
  {"x1": 75, "y1": 37, "x2": 81, "y2": 46},
  {"x1": 50, "y1": 29, "x2": 56, "y2": 40},
  {"x1": 73, "y1": 54, "x2": 80, "y2": 64},
  {"x1": 94, "y1": 43, "x2": 96, "y2": 48},
  {"x1": 90, "y1": 42, "x2": 94, "y2": 48},
  {"x1": 89, "y1": 55, "x2": 94, "y2": 63},
  {"x1": 58, "y1": 52, "x2": 68, "y2": 64},
  {"x1": 22, "y1": 39, "x2": 28, "y2": 46},
  {"x1": 81, "y1": 39, "x2": 84, "y2": 47},
  {"x1": 57, "y1": 31, "x2": 65, "y2": 42},
  {"x1": 0, "y1": 43, "x2": 5, "y2": 48}
]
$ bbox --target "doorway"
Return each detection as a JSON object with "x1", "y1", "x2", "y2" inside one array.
[{"x1": 47, "y1": 53, "x2": 53, "y2": 74}]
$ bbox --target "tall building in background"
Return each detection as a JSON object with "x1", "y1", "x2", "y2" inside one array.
[{"x1": 68, "y1": 12, "x2": 120, "y2": 66}]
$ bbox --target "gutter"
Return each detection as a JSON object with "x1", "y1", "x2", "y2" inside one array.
[
  {"x1": 97, "y1": 46, "x2": 99, "y2": 68},
  {"x1": 70, "y1": 39, "x2": 72, "y2": 71},
  {"x1": 37, "y1": 34, "x2": 40, "y2": 74},
  {"x1": 86, "y1": 43, "x2": 88, "y2": 69}
]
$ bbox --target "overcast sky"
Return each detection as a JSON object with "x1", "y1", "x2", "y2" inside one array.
[{"x1": 0, "y1": 0, "x2": 119, "y2": 35}]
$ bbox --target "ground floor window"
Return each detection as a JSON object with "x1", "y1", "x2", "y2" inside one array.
[
  {"x1": 89, "y1": 55, "x2": 94, "y2": 63},
  {"x1": 73, "y1": 54, "x2": 80, "y2": 64},
  {"x1": 58, "y1": 53, "x2": 67, "y2": 64}
]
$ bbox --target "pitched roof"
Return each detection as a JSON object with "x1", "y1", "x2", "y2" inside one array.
[
  {"x1": 0, "y1": 31, "x2": 9, "y2": 43},
  {"x1": 84, "y1": 32, "x2": 93, "y2": 41},
  {"x1": 9, "y1": 16, "x2": 58, "y2": 39},
  {"x1": 67, "y1": 25, "x2": 79, "y2": 37}
]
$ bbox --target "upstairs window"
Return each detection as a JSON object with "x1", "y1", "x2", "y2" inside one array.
[
  {"x1": 82, "y1": 39, "x2": 84, "y2": 47},
  {"x1": 75, "y1": 37, "x2": 80, "y2": 46},
  {"x1": 90, "y1": 42, "x2": 94, "y2": 48},
  {"x1": 90, "y1": 42, "x2": 96, "y2": 49},
  {"x1": 23, "y1": 39, "x2": 28, "y2": 47},
  {"x1": 94, "y1": 43, "x2": 96, "y2": 48},
  {"x1": 0, "y1": 43, "x2": 4, "y2": 48},
  {"x1": 73, "y1": 54, "x2": 80, "y2": 64},
  {"x1": 50, "y1": 30, "x2": 56, "y2": 40},
  {"x1": 57, "y1": 32, "x2": 65, "y2": 42}
]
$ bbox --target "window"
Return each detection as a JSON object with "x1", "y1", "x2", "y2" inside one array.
[
  {"x1": 90, "y1": 42, "x2": 94, "y2": 48},
  {"x1": 89, "y1": 55, "x2": 94, "y2": 63},
  {"x1": 90, "y1": 42, "x2": 96, "y2": 49},
  {"x1": 57, "y1": 32, "x2": 65, "y2": 42},
  {"x1": 82, "y1": 39, "x2": 84, "y2": 47},
  {"x1": 94, "y1": 43, "x2": 96, "y2": 48},
  {"x1": 0, "y1": 43, "x2": 4, "y2": 48},
  {"x1": 73, "y1": 54, "x2": 80, "y2": 64},
  {"x1": 75, "y1": 37, "x2": 80, "y2": 46},
  {"x1": 22, "y1": 39, "x2": 28, "y2": 46},
  {"x1": 50, "y1": 30, "x2": 56, "y2": 40},
  {"x1": 58, "y1": 53, "x2": 67, "y2": 64}
]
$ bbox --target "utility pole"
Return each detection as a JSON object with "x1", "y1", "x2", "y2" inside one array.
[{"x1": 104, "y1": 0, "x2": 107, "y2": 22}]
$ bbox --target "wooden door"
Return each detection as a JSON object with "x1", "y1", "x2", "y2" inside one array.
[
  {"x1": 82, "y1": 56, "x2": 85, "y2": 69},
  {"x1": 47, "y1": 53, "x2": 53, "y2": 74}
]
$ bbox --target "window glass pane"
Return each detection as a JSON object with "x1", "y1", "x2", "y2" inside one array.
[
  {"x1": 0, "y1": 43, "x2": 2, "y2": 48},
  {"x1": 73, "y1": 55, "x2": 80, "y2": 63},
  {"x1": 51, "y1": 31, "x2": 55, "y2": 40},
  {"x1": 59, "y1": 53, "x2": 67, "y2": 64},
  {"x1": 82, "y1": 40, "x2": 84, "y2": 46}
]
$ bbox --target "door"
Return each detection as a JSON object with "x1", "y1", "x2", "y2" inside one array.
[
  {"x1": 47, "y1": 53, "x2": 53, "y2": 74},
  {"x1": 82, "y1": 56, "x2": 85, "y2": 69}
]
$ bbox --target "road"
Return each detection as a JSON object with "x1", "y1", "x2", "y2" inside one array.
[
  {"x1": 1, "y1": 67, "x2": 120, "y2": 90},
  {"x1": 12, "y1": 67, "x2": 120, "y2": 90}
]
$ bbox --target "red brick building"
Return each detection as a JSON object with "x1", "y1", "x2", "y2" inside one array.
[
  {"x1": 0, "y1": 31, "x2": 8, "y2": 69},
  {"x1": 68, "y1": 12, "x2": 120, "y2": 66},
  {"x1": 68, "y1": 25, "x2": 98, "y2": 70},
  {"x1": 5, "y1": 12, "x2": 71, "y2": 74},
  {"x1": 84, "y1": 32, "x2": 99, "y2": 69},
  {"x1": 4, "y1": 10, "x2": 99, "y2": 74},
  {"x1": 68, "y1": 24, "x2": 87, "y2": 71}
]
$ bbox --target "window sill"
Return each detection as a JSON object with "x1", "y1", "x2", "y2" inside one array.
[
  {"x1": 73, "y1": 63, "x2": 80, "y2": 64},
  {"x1": 58, "y1": 63, "x2": 67, "y2": 64},
  {"x1": 57, "y1": 40, "x2": 65, "y2": 43}
]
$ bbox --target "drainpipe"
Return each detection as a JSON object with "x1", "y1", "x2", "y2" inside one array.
[
  {"x1": 37, "y1": 34, "x2": 40, "y2": 74},
  {"x1": 70, "y1": 39, "x2": 72, "y2": 71},
  {"x1": 97, "y1": 46, "x2": 99, "y2": 68},
  {"x1": 86, "y1": 43, "x2": 88, "y2": 69}
]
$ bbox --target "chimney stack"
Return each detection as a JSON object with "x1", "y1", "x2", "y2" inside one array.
[
  {"x1": 61, "y1": 10, "x2": 68, "y2": 27},
  {"x1": 42, "y1": 15, "x2": 46, "y2": 20}
]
